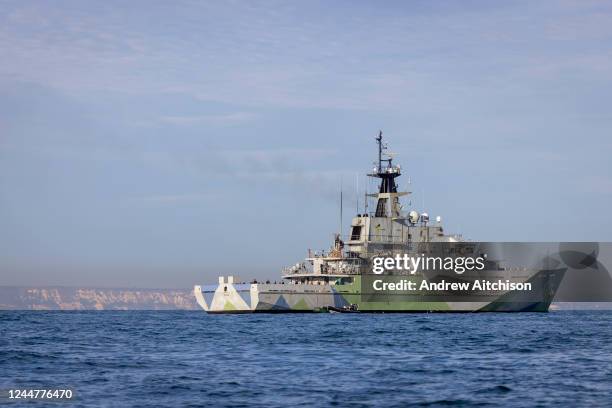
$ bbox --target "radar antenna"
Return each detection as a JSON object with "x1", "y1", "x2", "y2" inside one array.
[{"x1": 368, "y1": 131, "x2": 409, "y2": 218}]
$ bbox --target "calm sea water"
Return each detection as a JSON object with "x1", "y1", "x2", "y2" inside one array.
[{"x1": 1, "y1": 311, "x2": 611, "y2": 407}]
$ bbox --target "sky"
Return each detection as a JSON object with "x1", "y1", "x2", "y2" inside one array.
[{"x1": 1, "y1": 0, "x2": 612, "y2": 288}]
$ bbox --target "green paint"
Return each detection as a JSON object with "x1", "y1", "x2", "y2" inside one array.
[{"x1": 293, "y1": 298, "x2": 309, "y2": 310}]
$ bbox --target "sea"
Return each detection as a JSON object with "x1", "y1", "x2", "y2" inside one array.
[{"x1": 1, "y1": 311, "x2": 611, "y2": 407}]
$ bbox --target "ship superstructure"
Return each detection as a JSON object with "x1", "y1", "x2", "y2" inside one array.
[
  {"x1": 282, "y1": 132, "x2": 460, "y2": 286},
  {"x1": 194, "y1": 132, "x2": 564, "y2": 313}
]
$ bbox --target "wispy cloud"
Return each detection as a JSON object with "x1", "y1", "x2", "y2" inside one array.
[
  {"x1": 580, "y1": 176, "x2": 612, "y2": 195},
  {"x1": 159, "y1": 112, "x2": 258, "y2": 126},
  {"x1": 2, "y1": 1, "x2": 611, "y2": 110},
  {"x1": 126, "y1": 193, "x2": 220, "y2": 204}
]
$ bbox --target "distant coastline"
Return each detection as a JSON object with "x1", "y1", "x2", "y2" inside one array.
[{"x1": 0, "y1": 286, "x2": 198, "y2": 310}]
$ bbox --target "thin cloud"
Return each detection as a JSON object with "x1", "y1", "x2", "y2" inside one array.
[
  {"x1": 127, "y1": 193, "x2": 220, "y2": 204},
  {"x1": 2, "y1": 1, "x2": 611, "y2": 110},
  {"x1": 159, "y1": 112, "x2": 258, "y2": 126}
]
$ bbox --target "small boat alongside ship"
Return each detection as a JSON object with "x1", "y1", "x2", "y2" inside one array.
[{"x1": 194, "y1": 132, "x2": 565, "y2": 313}]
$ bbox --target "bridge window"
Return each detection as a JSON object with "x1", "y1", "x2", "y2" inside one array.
[
  {"x1": 336, "y1": 277, "x2": 354, "y2": 285},
  {"x1": 350, "y1": 226, "x2": 362, "y2": 240}
]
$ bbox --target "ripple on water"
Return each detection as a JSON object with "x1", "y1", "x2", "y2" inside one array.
[{"x1": 0, "y1": 311, "x2": 611, "y2": 407}]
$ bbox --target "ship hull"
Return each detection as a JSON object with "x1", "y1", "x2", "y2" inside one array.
[{"x1": 194, "y1": 268, "x2": 565, "y2": 313}]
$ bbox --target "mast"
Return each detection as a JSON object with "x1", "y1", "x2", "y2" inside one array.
[
  {"x1": 367, "y1": 131, "x2": 408, "y2": 218},
  {"x1": 340, "y1": 179, "x2": 343, "y2": 235},
  {"x1": 376, "y1": 130, "x2": 383, "y2": 172}
]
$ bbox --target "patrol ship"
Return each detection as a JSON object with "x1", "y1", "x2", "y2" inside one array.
[{"x1": 194, "y1": 132, "x2": 565, "y2": 313}]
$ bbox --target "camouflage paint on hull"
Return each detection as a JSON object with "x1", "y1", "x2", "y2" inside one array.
[{"x1": 194, "y1": 268, "x2": 564, "y2": 313}]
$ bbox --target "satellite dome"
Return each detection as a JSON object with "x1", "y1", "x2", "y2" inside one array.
[{"x1": 408, "y1": 210, "x2": 420, "y2": 224}]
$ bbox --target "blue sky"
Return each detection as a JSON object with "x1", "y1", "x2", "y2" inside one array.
[{"x1": 1, "y1": 0, "x2": 612, "y2": 288}]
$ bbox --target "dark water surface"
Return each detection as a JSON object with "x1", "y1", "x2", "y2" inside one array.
[{"x1": 1, "y1": 311, "x2": 611, "y2": 407}]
